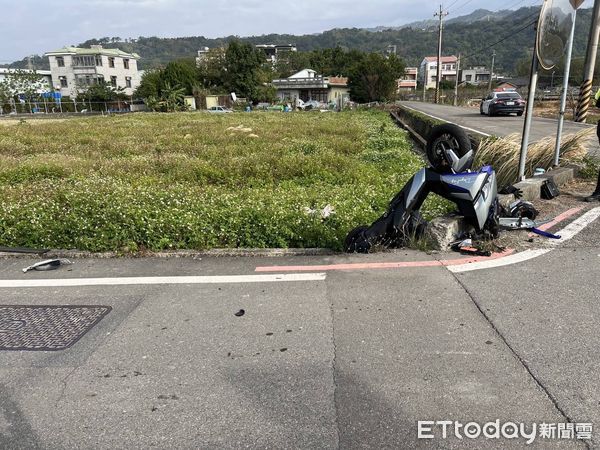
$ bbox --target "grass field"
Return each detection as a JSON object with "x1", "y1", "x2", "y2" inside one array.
[{"x1": 0, "y1": 111, "x2": 449, "y2": 252}]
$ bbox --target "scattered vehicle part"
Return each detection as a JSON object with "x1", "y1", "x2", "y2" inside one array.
[
  {"x1": 0, "y1": 246, "x2": 49, "y2": 254},
  {"x1": 344, "y1": 124, "x2": 499, "y2": 253},
  {"x1": 541, "y1": 179, "x2": 560, "y2": 199},
  {"x1": 531, "y1": 228, "x2": 561, "y2": 239},
  {"x1": 22, "y1": 259, "x2": 73, "y2": 273},
  {"x1": 498, "y1": 185, "x2": 523, "y2": 199},
  {"x1": 498, "y1": 217, "x2": 551, "y2": 230},
  {"x1": 508, "y1": 200, "x2": 538, "y2": 220}
]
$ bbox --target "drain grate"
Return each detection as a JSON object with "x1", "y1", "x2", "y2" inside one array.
[{"x1": 0, "y1": 305, "x2": 111, "y2": 351}]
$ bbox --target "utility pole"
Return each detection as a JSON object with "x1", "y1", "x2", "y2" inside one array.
[
  {"x1": 434, "y1": 4, "x2": 448, "y2": 104},
  {"x1": 454, "y1": 53, "x2": 461, "y2": 106},
  {"x1": 488, "y1": 50, "x2": 496, "y2": 91},
  {"x1": 575, "y1": 0, "x2": 600, "y2": 122}
]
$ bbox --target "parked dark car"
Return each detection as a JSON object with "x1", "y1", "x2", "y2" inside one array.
[{"x1": 480, "y1": 91, "x2": 525, "y2": 117}]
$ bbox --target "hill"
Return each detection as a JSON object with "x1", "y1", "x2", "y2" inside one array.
[{"x1": 5, "y1": 6, "x2": 594, "y2": 75}]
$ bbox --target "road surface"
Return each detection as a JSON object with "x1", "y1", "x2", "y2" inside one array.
[
  {"x1": 401, "y1": 101, "x2": 596, "y2": 147},
  {"x1": 1, "y1": 205, "x2": 599, "y2": 448}
]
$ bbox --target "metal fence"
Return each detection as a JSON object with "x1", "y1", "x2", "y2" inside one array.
[{"x1": 0, "y1": 99, "x2": 143, "y2": 116}]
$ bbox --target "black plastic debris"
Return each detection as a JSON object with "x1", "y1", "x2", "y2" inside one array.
[{"x1": 234, "y1": 309, "x2": 245, "y2": 317}]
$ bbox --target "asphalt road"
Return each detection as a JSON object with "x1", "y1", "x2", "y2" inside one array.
[
  {"x1": 401, "y1": 101, "x2": 596, "y2": 149},
  {"x1": 1, "y1": 206, "x2": 599, "y2": 448}
]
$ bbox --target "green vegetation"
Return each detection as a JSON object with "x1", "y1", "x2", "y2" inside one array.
[
  {"x1": 579, "y1": 155, "x2": 600, "y2": 180},
  {"x1": 0, "y1": 111, "x2": 449, "y2": 252},
  {"x1": 135, "y1": 41, "x2": 404, "y2": 107}
]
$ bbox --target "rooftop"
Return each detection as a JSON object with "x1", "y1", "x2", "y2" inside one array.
[
  {"x1": 45, "y1": 45, "x2": 140, "y2": 59},
  {"x1": 423, "y1": 56, "x2": 457, "y2": 63}
]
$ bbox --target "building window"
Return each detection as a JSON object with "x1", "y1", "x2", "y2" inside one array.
[
  {"x1": 72, "y1": 55, "x2": 96, "y2": 67},
  {"x1": 123, "y1": 58, "x2": 129, "y2": 69},
  {"x1": 110, "y1": 76, "x2": 117, "y2": 87},
  {"x1": 59, "y1": 76, "x2": 68, "y2": 87},
  {"x1": 95, "y1": 55, "x2": 102, "y2": 66},
  {"x1": 97, "y1": 74, "x2": 105, "y2": 84},
  {"x1": 56, "y1": 56, "x2": 65, "y2": 67},
  {"x1": 108, "y1": 57, "x2": 115, "y2": 68},
  {"x1": 466, "y1": 75, "x2": 472, "y2": 81},
  {"x1": 125, "y1": 77, "x2": 132, "y2": 88}
]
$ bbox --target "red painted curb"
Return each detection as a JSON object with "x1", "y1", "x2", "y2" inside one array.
[{"x1": 254, "y1": 249, "x2": 515, "y2": 273}]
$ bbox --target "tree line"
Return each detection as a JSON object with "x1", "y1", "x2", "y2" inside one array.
[{"x1": 135, "y1": 40, "x2": 405, "y2": 110}]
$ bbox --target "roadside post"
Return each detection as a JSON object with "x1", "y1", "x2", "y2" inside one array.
[
  {"x1": 554, "y1": 0, "x2": 584, "y2": 166},
  {"x1": 519, "y1": 0, "x2": 566, "y2": 180}
]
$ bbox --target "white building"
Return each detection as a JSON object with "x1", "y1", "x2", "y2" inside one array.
[
  {"x1": 460, "y1": 66, "x2": 491, "y2": 85},
  {"x1": 255, "y1": 44, "x2": 297, "y2": 64},
  {"x1": 0, "y1": 68, "x2": 52, "y2": 93},
  {"x1": 44, "y1": 45, "x2": 141, "y2": 97},
  {"x1": 419, "y1": 55, "x2": 458, "y2": 89},
  {"x1": 272, "y1": 69, "x2": 350, "y2": 105}
]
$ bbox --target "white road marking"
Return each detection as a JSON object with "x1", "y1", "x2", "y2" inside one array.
[
  {"x1": 0, "y1": 273, "x2": 327, "y2": 288},
  {"x1": 449, "y1": 207, "x2": 600, "y2": 273},
  {"x1": 547, "y1": 207, "x2": 600, "y2": 245},
  {"x1": 401, "y1": 104, "x2": 492, "y2": 138},
  {"x1": 448, "y1": 249, "x2": 552, "y2": 273}
]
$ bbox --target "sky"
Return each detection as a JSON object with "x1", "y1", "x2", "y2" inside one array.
[{"x1": 0, "y1": 0, "x2": 560, "y2": 63}]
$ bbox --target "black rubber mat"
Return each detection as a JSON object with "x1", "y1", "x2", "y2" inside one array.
[{"x1": 0, "y1": 305, "x2": 111, "y2": 351}]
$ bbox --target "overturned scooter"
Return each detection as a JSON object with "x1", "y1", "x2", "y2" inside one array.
[{"x1": 344, "y1": 124, "x2": 500, "y2": 253}]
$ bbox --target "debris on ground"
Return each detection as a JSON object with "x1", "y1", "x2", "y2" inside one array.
[
  {"x1": 234, "y1": 309, "x2": 245, "y2": 317},
  {"x1": 22, "y1": 259, "x2": 73, "y2": 273}
]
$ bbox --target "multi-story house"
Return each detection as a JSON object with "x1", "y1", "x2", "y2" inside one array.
[
  {"x1": 44, "y1": 45, "x2": 141, "y2": 97},
  {"x1": 419, "y1": 56, "x2": 458, "y2": 89},
  {"x1": 397, "y1": 67, "x2": 418, "y2": 92},
  {"x1": 272, "y1": 69, "x2": 350, "y2": 105},
  {"x1": 255, "y1": 44, "x2": 297, "y2": 64},
  {"x1": 460, "y1": 66, "x2": 492, "y2": 85}
]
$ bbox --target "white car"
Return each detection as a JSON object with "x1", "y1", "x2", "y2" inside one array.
[{"x1": 207, "y1": 106, "x2": 233, "y2": 113}]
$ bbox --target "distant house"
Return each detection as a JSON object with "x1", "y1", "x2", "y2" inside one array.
[
  {"x1": 196, "y1": 47, "x2": 211, "y2": 66},
  {"x1": 496, "y1": 78, "x2": 528, "y2": 91},
  {"x1": 0, "y1": 68, "x2": 52, "y2": 94},
  {"x1": 44, "y1": 45, "x2": 141, "y2": 97},
  {"x1": 419, "y1": 55, "x2": 457, "y2": 89},
  {"x1": 272, "y1": 69, "x2": 350, "y2": 105},
  {"x1": 256, "y1": 44, "x2": 297, "y2": 64},
  {"x1": 460, "y1": 66, "x2": 491, "y2": 85},
  {"x1": 397, "y1": 67, "x2": 418, "y2": 92}
]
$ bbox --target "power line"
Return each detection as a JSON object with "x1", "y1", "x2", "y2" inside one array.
[
  {"x1": 460, "y1": 18, "x2": 537, "y2": 62},
  {"x1": 450, "y1": 0, "x2": 473, "y2": 15},
  {"x1": 444, "y1": 0, "x2": 461, "y2": 10}
]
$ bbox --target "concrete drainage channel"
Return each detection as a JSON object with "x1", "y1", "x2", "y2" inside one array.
[{"x1": 390, "y1": 107, "x2": 582, "y2": 250}]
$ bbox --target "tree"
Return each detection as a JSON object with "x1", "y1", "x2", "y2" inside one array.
[
  {"x1": 135, "y1": 68, "x2": 162, "y2": 99},
  {"x1": 79, "y1": 81, "x2": 127, "y2": 102},
  {"x1": 223, "y1": 40, "x2": 264, "y2": 99},
  {"x1": 348, "y1": 53, "x2": 404, "y2": 103},
  {"x1": 160, "y1": 58, "x2": 198, "y2": 95},
  {"x1": 146, "y1": 83, "x2": 186, "y2": 112},
  {"x1": 0, "y1": 69, "x2": 47, "y2": 112}
]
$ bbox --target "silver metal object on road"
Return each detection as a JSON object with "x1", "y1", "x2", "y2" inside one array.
[
  {"x1": 499, "y1": 217, "x2": 551, "y2": 230},
  {"x1": 22, "y1": 259, "x2": 73, "y2": 273}
]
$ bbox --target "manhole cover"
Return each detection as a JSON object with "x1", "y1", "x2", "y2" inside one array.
[{"x1": 0, "y1": 305, "x2": 111, "y2": 351}]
